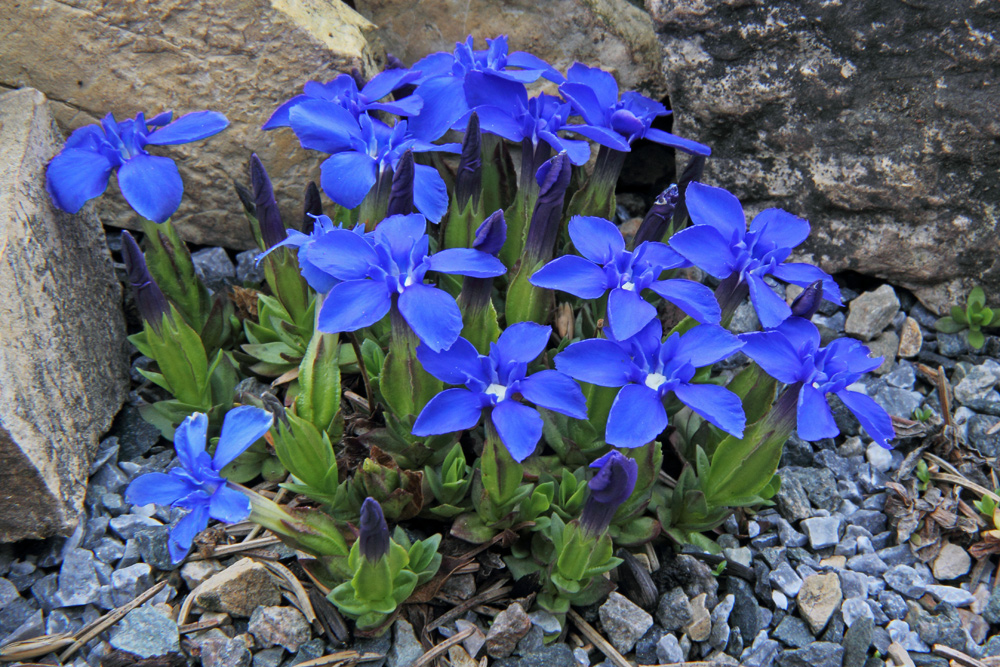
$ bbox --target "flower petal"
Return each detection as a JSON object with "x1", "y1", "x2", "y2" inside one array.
[
  {"x1": 361, "y1": 68, "x2": 420, "y2": 102},
  {"x1": 412, "y1": 163, "x2": 449, "y2": 223},
  {"x1": 262, "y1": 94, "x2": 309, "y2": 130},
  {"x1": 748, "y1": 273, "x2": 792, "y2": 329},
  {"x1": 168, "y1": 503, "x2": 209, "y2": 563},
  {"x1": 529, "y1": 255, "x2": 607, "y2": 299},
  {"x1": 684, "y1": 182, "x2": 746, "y2": 240},
  {"x1": 638, "y1": 242, "x2": 689, "y2": 271},
  {"x1": 605, "y1": 384, "x2": 667, "y2": 448},
  {"x1": 648, "y1": 279, "x2": 721, "y2": 324},
  {"x1": 541, "y1": 133, "x2": 592, "y2": 166},
  {"x1": 398, "y1": 283, "x2": 463, "y2": 352},
  {"x1": 517, "y1": 370, "x2": 587, "y2": 419},
  {"x1": 417, "y1": 337, "x2": 485, "y2": 385},
  {"x1": 674, "y1": 324, "x2": 742, "y2": 367},
  {"x1": 208, "y1": 485, "x2": 252, "y2": 523},
  {"x1": 174, "y1": 413, "x2": 210, "y2": 474},
  {"x1": 125, "y1": 472, "x2": 200, "y2": 508},
  {"x1": 555, "y1": 339, "x2": 634, "y2": 387},
  {"x1": 117, "y1": 153, "x2": 183, "y2": 223},
  {"x1": 428, "y1": 248, "x2": 507, "y2": 278},
  {"x1": 568, "y1": 216, "x2": 625, "y2": 264},
  {"x1": 770, "y1": 262, "x2": 843, "y2": 305},
  {"x1": 491, "y1": 400, "x2": 543, "y2": 462},
  {"x1": 288, "y1": 99, "x2": 362, "y2": 153},
  {"x1": 470, "y1": 105, "x2": 525, "y2": 142},
  {"x1": 836, "y1": 390, "x2": 895, "y2": 448},
  {"x1": 45, "y1": 148, "x2": 114, "y2": 213},
  {"x1": 559, "y1": 81, "x2": 608, "y2": 126},
  {"x1": 213, "y1": 406, "x2": 274, "y2": 470},
  {"x1": 739, "y1": 331, "x2": 806, "y2": 384},
  {"x1": 748, "y1": 208, "x2": 810, "y2": 251},
  {"x1": 796, "y1": 383, "x2": 838, "y2": 441},
  {"x1": 145, "y1": 111, "x2": 229, "y2": 145},
  {"x1": 668, "y1": 225, "x2": 735, "y2": 279},
  {"x1": 562, "y1": 123, "x2": 631, "y2": 151},
  {"x1": 408, "y1": 76, "x2": 469, "y2": 141},
  {"x1": 318, "y1": 280, "x2": 391, "y2": 333},
  {"x1": 643, "y1": 127, "x2": 711, "y2": 156},
  {"x1": 320, "y1": 151, "x2": 378, "y2": 209},
  {"x1": 411, "y1": 388, "x2": 484, "y2": 436},
  {"x1": 566, "y1": 64, "x2": 619, "y2": 108},
  {"x1": 308, "y1": 228, "x2": 379, "y2": 281},
  {"x1": 607, "y1": 287, "x2": 658, "y2": 342},
  {"x1": 673, "y1": 382, "x2": 745, "y2": 438},
  {"x1": 496, "y1": 322, "x2": 551, "y2": 364},
  {"x1": 373, "y1": 213, "x2": 427, "y2": 250}
]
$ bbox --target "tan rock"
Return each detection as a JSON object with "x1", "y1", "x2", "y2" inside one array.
[
  {"x1": 797, "y1": 573, "x2": 842, "y2": 635},
  {"x1": 685, "y1": 592, "x2": 712, "y2": 642},
  {"x1": 932, "y1": 543, "x2": 971, "y2": 581},
  {"x1": 485, "y1": 602, "x2": 531, "y2": 659},
  {"x1": 898, "y1": 317, "x2": 923, "y2": 358},
  {"x1": 0, "y1": 0, "x2": 382, "y2": 248},
  {"x1": 868, "y1": 330, "x2": 900, "y2": 375},
  {"x1": 194, "y1": 558, "x2": 282, "y2": 617},
  {"x1": 0, "y1": 88, "x2": 128, "y2": 542}
]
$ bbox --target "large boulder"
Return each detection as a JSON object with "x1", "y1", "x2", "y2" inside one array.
[
  {"x1": 0, "y1": 0, "x2": 382, "y2": 249},
  {"x1": 650, "y1": 0, "x2": 1000, "y2": 313},
  {"x1": 0, "y1": 88, "x2": 129, "y2": 542}
]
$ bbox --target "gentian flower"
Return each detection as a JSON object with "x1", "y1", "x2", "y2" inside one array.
[
  {"x1": 307, "y1": 214, "x2": 505, "y2": 352},
  {"x1": 120, "y1": 230, "x2": 170, "y2": 333},
  {"x1": 262, "y1": 70, "x2": 423, "y2": 129},
  {"x1": 124, "y1": 407, "x2": 274, "y2": 562},
  {"x1": 412, "y1": 322, "x2": 587, "y2": 461},
  {"x1": 256, "y1": 214, "x2": 368, "y2": 293},
  {"x1": 358, "y1": 497, "x2": 390, "y2": 562},
  {"x1": 669, "y1": 182, "x2": 843, "y2": 328},
  {"x1": 408, "y1": 35, "x2": 562, "y2": 140},
  {"x1": 386, "y1": 150, "x2": 415, "y2": 218},
  {"x1": 740, "y1": 317, "x2": 894, "y2": 447},
  {"x1": 790, "y1": 280, "x2": 824, "y2": 319},
  {"x1": 455, "y1": 112, "x2": 483, "y2": 209},
  {"x1": 529, "y1": 215, "x2": 720, "y2": 340},
  {"x1": 558, "y1": 64, "x2": 710, "y2": 156},
  {"x1": 250, "y1": 154, "x2": 287, "y2": 249},
  {"x1": 46, "y1": 110, "x2": 229, "y2": 223},
  {"x1": 580, "y1": 451, "x2": 638, "y2": 536},
  {"x1": 556, "y1": 320, "x2": 745, "y2": 448},
  {"x1": 283, "y1": 109, "x2": 457, "y2": 222}
]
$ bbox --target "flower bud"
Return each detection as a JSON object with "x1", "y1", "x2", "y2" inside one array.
[
  {"x1": 580, "y1": 451, "x2": 637, "y2": 537},
  {"x1": 121, "y1": 230, "x2": 170, "y2": 333},
  {"x1": 790, "y1": 280, "x2": 824, "y2": 320},
  {"x1": 386, "y1": 150, "x2": 415, "y2": 218},
  {"x1": 523, "y1": 152, "x2": 572, "y2": 266},
  {"x1": 456, "y1": 112, "x2": 482, "y2": 209},
  {"x1": 472, "y1": 210, "x2": 506, "y2": 257},
  {"x1": 358, "y1": 497, "x2": 390, "y2": 562},
  {"x1": 250, "y1": 154, "x2": 287, "y2": 249},
  {"x1": 633, "y1": 185, "x2": 679, "y2": 246},
  {"x1": 302, "y1": 182, "x2": 322, "y2": 235}
]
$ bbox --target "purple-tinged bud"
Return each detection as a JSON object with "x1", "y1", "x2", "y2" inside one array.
[
  {"x1": 456, "y1": 112, "x2": 482, "y2": 209},
  {"x1": 386, "y1": 150, "x2": 415, "y2": 218},
  {"x1": 121, "y1": 231, "x2": 170, "y2": 333},
  {"x1": 580, "y1": 451, "x2": 638, "y2": 537},
  {"x1": 250, "y1": 154, "x2": 287, "y2": 249},
  {"x1": 472, "y1": 210, "x2": 507, "y2": 257},
  {"x1": 790, "y1": 280, "x2": 824, "y2": 319},
  {"x1": 358, "y1": 497, "x2": 390, "y2": 562},
  {"x1": 633, "y1": 185, "x2": 679, "y2": 246},
  {"x1": 523, "y1": 152, "x2": 572, "y2": 266},
  {"x1": 302, "y1": 182, "x2": 322, "y2": 235}
]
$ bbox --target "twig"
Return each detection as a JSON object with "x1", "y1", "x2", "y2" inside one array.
[
  {"x1": 933, "y1": 644, "x2": 986, "y2": 667},
  {"x1": 186, "y1": 535, "x2": 282, "y2": 560},
  {"x1": 425, "y1": 582, "x2": 511, "y2": 632},
  {"x1": 257, "y1": 558, "x2": 317, "y2": 624},
  {"x1": 930, "y1": 472, "x2": 1000, "y2": 503},
  {"x1": 411, "y1": 626, "x2": 475, "y2": 667},
  {"x1": 293, "y1": 650, "x2": 386, "y2": 667},
  {"x1": 567, "y1": 609, "x2": 631, "y2": 667},
  {"x1": 178, "y1": 617, "x2": 224, "y2": 635},
  {"x1": 59, "y1": 580, "x2": 168, "y2": 661},
  {"x1": 0, "y1": 634, "x2": 74, "y2": 661}
]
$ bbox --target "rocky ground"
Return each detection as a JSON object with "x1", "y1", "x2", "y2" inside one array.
[{"x1": 2, "y1": 229, "x2": 1000, "y2": 667}]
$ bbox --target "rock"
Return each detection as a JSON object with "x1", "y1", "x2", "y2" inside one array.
[
  {"x1": 907, "y1": 603, "x2": 968, "y2": 652},
  {"x1": 926, "y1": 585, "x2": 975, "y2": 608},
  {"x1": 235, "y1": 250, "x2": 266, "y2": 285},
  {"x1": 727, "y1": 577, "x2": 760, "y2": 643},
  {"x1": 598, "y1": 591, "x2": 653, "y2": 654},
  {"x1": 802, "y1": 516, "x2": 843, "y2": 550},
  {"x1": 967, "y1": 414, "x2": 1000, "y2": 457},
  {"x1": 776, "y1": 474, "x2": 812, "y2": 522},
  {"x1": 656, "y1": 633, "x2": 683, "y2": 663},
  {"x1": 248, "y1": 606, "x2": 311, "y2": 652},
  {"x1": 134, "y1": 525, "x2": 180, "y2": 571},
  {"x1": 842, "y1": 597, "x2": 875, "y2": 627},
  {"x1": 776, "y1": 642, "x2": 844, "y2": 667},
  {"x1": 192, "y1": 247, "x2": 237, "y2": 292},
  {"x1": 493, "y1": 644, "x2": 578, "y2": 667},
  {"x1": 208, "y1": 635, "x2": 253, "y2": 667},
  {"x1": 898, "y1": 318, "x2": 923, "y2": 358},
  {"x1": 655, "y1": 554, "x2": 719, "y2": 608},
  {"x1": 774, "y1": 617, "x2": 816, "y2": 650},
  {"x1": 181, "y1": 560, "x2": 226, "y2": 590},
  {"x1": 797, "y1": 573, "x2": 842, "y2": 634},
  {"x1": 708, "y1": 594, "x2": 735, "y2": 650},
  {"x1": 769, "y1": 562, "x2": 804, "y2": 598},
  {"x1": 55, "y1": 549, "x2": 101, "y2": 607},
  {"x1": 110, "y1": 563, "x2": 152, "y2": 607},
  {"x1": 742, "y1": 633, "x2": 780, "y2": 667},
  {"x1": 845, "y1": 286, "x2": 901, "y2": 341},
  {"x1": 486, "y1": 602, "x2": 532, "y2": 659},
  {"x1": 109, "y1": 607, "x2": 180, "y2": 658},
  {"x1": 287, "y1": 638, "x2": 328, "y2": 667},
  {"x1": 0, "y1": 88, "x2": 127, "y2": 541},
  {"x1": 0, "y1": 578, "x2": 17, "y2": 608},
  {"x1": 1, "y1": 1, "x2": 381, "y2": 248},
  {"x1": 685, "y1": 593, "x2": 712, "y2": 643},
  {"x1": 954, "y1": 364, "x2": 1000, "y2": 405},
  {"x1": 841, "y1": 616, "x2": 874, "y2": 667},
  {"x1": 885, "y1": 565, "x2": 928, "y2": 598},
  {"x1": 656, "y1": 587, "x2": 693, "y2": 631},
  {"x1": 387, "y1": 619, "x2": 423, "y2": 667},
  {"x1": 932, "y1": 544, "x2": 971, "y2": 581},
  {"x1": 867, "y1": 444, "x2": 893, "y2": 473},
  {"x1": 651, "y1": 2, "x2": 1000, "y2": 311},
  {"x1": 868, "y1": 331, "x2": 900, "y2": 375},
  {"x1": 875, "y1": 386, "x2": 924, "y2": 419},
  {"x1": 253, "y1": 648, "x2": 285, "y2": 667},
  {"x1": 194, "y1": 559, "x2": 282, "y2": 617}
]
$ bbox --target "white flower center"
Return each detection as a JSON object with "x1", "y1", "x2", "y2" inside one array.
[
  {"x1": 486, "y1": 383, "x2": 507, "y2": 401},
  {"x1": 622, "y1": 281, "x2": 636, "y2": 291},
  {"x1": 403, "y1": 275, "x2": 415, "y2": 288},
  {"x1": 645, "y1": 373, "x2": 667, "y2": 390}
]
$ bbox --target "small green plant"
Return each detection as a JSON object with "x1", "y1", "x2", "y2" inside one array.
[
  {"x1": 936, "y1": 286, "x2": 995, "y2": 350},
  {"x1": 973, "y1": 493, "x2": 998, "y2": 518},
  {"x1": 911, "y1": 406, "x2": 933, "y2": 422},
  {"x1": 712, "y1": 560, "x2": 728, "y2": 577},
  {"x1": 915, "y1": 459, "x2": 931, "y2": 491}
]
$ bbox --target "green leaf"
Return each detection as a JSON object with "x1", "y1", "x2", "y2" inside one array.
[
  {"x1": 950, "y1": 306, "x2": 969, "y2": 326},
  {"x1": 296, "y1": 332, "x2": 342, "y2": 434},
  {"x1": 967, "y1": 328, "x2": 986, "y2": 350},
  {"x1": 968, "y1": 286, "x2": 986, "y2": 311},
  {"x1": 935, "y1": 316, "x2": 966, "y2": 334}
]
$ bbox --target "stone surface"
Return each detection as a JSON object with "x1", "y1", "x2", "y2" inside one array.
[
  {"x1": 651, "y1": 1, "x2": 1000, "y2": 312},
  {"x1": 109, "y1": 606, "x2": 180, "y2": 658},
  {"x1": 656, "y1": 586, "x2": 693, "y2": 631},
  {"x1": 932, "y1": 544, "x2": 971, "y2": 581},
  {"x1": 845, "y1": 286, "x2": 901, "y2": 342},
  {"x1": 486, "y1": 602, "x2": 532, "y2": 659},
  {"x1": 598, "y1": 591, "x2": 653, "y2": 654},
  {"x1": 685, "y1": 592, "x2": 712, "y2": 642},
  {"x1": 898, "y1": 317, "x2": 923, "y2": 358},
  {"x1": 0, "y1": 88, "x2": 128, "y2": 541},
  {"x1": 248, "y1": 606, "x2": 311, "y2": 652},
  {"x1": 194, "y1": 559, "x2": 281, "y2": 617},
  {"x1": 797, "y1": 573, "x2": 842, "y2": 635},
  {"x1": 776, "y1": 642, "x2": 844, "y2": 667},
  {"x1": 388, "y1": 619, "x2": 423, "y2": 667},
  {"x1": 0, "y1": 0, "x2": 381, "y2": 248}
]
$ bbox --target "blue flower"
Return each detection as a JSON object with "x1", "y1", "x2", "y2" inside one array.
[
  {"x1": 580, "y1": 451, "x2": 638, "y2": 536},
  {"x1": 283, "y1": 109, "x2": 457, "y2": 222},
  {"x1": 407, "y1": 35, "x2": 562, "y2": 141},
  {"x1": 412, "y1": 322, "x2": 587, "y2": 461},
  {"x1": 359, "y1": 497, "x2": 390, "y2": 562},
  {"x1": 740, "y1": 317, "x2": 895, "y2": 448},
  {"x1": 558, "y1": 64, "x2": 710, "y2": 156},
  {"x1": 669, "y1": 182, "x2": 843, "y2": 329},
  {"x1": 256, "y1": 214, "x2": 370, "y2": 293},
  {"x1": 124, "y1": 407, "x2": 274, "y2": 562},
  {"x1": 262, "y1": 70, "x2": 423, "y2": 130},
  {"x1": 555, "y1": 320, "x2": 745, "y2": 448},
  {"x1": 529, "y1": 215, "x2": 721, "y2": 340},
  {"x1": 46, "y1": 110, "x2": 228, "y2": 223},
  {"x1": 120, "y1": 230, "x2": 170, "y2": 332},
  {"x1": 308, "y1": 214, "x2": 506, "y2": 352},
  {"x1": 460, "y1": 75, "x2": 592, "y2": 165}
]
